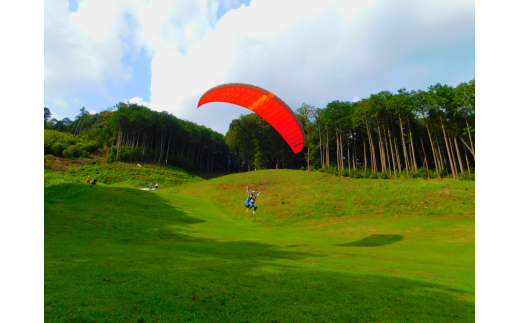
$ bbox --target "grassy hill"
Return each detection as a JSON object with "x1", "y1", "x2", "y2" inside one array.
[
  {"x1": 175, "y1": 169, "x2": 475, "y2": 225},
  {"x1": 44, "y1": 155, "x2": 203, "y2": 188},
  {"x1": 45, "y1": 169, "x2": 474, "y2": 322}
]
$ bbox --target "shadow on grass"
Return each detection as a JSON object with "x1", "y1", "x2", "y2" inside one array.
[
  {"x1": 44, "y1": 183, "x2": 206, "y2": 242},
  {"x1": 335, "y1": 234, "x2": 404, "y2": 247},
  {"x1": 45, "y1": 184, "x2": 473, "y2": 322}
]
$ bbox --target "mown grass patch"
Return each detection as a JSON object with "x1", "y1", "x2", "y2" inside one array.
[
  {"x1": 46, "y1": 175, "x2": 474, "y2": 322},
  {"x1": 175, "y1": 169, "x2": 475, "y2": 225}
]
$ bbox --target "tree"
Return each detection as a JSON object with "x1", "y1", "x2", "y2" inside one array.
[
  {"x1": 296, "y1": 103, "x2": 317, "y2": 170},
  {"x1": 44, "y1": 107, "x2": 51, "y2": 125}
]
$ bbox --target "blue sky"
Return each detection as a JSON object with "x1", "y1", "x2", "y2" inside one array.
[{"x1": 45, "y1": 0, "x2": 474, "y2": 133}]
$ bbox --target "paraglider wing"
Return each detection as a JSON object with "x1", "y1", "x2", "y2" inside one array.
[{"x1": 197, "y1": 83, "x2": 305, "y2": 154}]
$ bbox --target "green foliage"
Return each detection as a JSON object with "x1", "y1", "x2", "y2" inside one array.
[
  {"x1": 458, "y1": 172, "x2": 475, "y2": 181},
  {"x1": 46, "y1": 103, "x2": 228, "y2": 173},
  {"x1": 44, "y1": 78, "x2": 475, "y2": 177},
  {"x1": 411, "y1": 167, "x2": 431, "y2": 179},
  {"x1": 44, "y1": 155, "x2": 54, "y2": 170},
  {"x1": 44, "y1": 107, "x2": 51, "y2": 124},
  {"x1": 45, "y1": 129, "x2": 100, "y2": 158},
  {"x1": 350, "y1": 168, "x2": 363, "y2": 179}
]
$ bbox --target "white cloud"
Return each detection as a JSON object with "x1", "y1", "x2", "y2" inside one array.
[
  {"x1": 44, "y1": 0, "x2": 135, "y2": 114},
  {"x1": 128, "y1": 96, "x2": 150, "y2": 107},
  {"x1": 148, "y1": 0, "x2": 474, "y2": 134},
  {"x1": 45, "y1": 0, "x2": 475, "y2": 135},
  {"x1": 49, "y1": 109, "x2": 63, "y2": 120}
]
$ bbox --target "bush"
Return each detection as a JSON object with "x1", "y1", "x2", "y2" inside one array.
[
  {"x1": 380, "y1": 172, "x2": 389, "y2": 179},
  {"x1": 44, "y1": 155, "x2": 54, "y2": 170},
  {"x1": 412, "y1": 168, "x2": 430, "y2": 179},
  {"x1": 341, "y1": 169, "x2": 350, "y2": 177},
  {"x1": 350, "y1": 169, "x2": 363, "y2": 179},
  {"x1": 44, "y1": 129, "x2": 100, "y2": 158},
  {"x1": 63, "y1": 145, "x2": 79, "y2": 158},
  {"x1": 458, "y1": 172, "x2": 475, "y2": 181},
  {"x1": 369, "y1": 172, "x2": 378, "y2": 179}
]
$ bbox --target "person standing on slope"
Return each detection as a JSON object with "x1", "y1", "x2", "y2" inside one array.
[
  {"x1": 86, "y1": 176, "x2": 90, "y2": 184},
  {"x1": 149, "y1": 182, "x2": 153, "y2": 191},
  {"x1": 246, "y1": 186, "x2": 261, "y2": 215}
]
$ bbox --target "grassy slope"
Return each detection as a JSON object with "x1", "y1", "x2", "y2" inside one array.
[
  {"x1": 175, "y1": 169, "x2": 475, "y2": 224},
  {"x1": 44, "y1": 156, "x2": 203, "y2": 189},
  {"x1": 45, "y1": 170, "x2": 474, "y2": 322}
]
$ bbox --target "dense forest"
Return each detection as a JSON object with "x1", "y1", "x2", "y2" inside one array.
[
  {"x1": 45, "y1": 79, "x2": 475, "y2": 179},
  {"x1": 45, "y1": 103, "x2": 229, "y2": 172}
]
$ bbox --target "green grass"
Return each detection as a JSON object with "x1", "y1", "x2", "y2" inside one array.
[
  {"x1": 44, "y1": 156, "x2": 203, "y2": 189},
  {"x1": 45, "y1": 169, "x2": 474, "y2": 322},
  {"x1": 175, "y1": 169, "x2": 475, "y2": 225}
]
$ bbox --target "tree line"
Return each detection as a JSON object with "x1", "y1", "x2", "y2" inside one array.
[
  {"x1": 44, "y1": 78, "x2": 475, "y2": 178},
  {"x1": 224, "y1": 79, "x2": 475, "y2": 179},
  {"x1": 45, "y1": 103, "x2": 229, "y2": 172}
]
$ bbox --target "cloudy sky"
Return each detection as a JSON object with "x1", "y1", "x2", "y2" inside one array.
[{"x1": 44, "y1": 0, "x2": 475, "y2": 134}]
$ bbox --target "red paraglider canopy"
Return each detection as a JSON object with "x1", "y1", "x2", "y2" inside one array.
[{"x1": 197, "y1": 83, "x2": 305, "y2": 154}]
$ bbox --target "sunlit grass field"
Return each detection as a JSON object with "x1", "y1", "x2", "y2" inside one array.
[
  {"x1": 44, "y1": 155, "x2": 204, "y2": 188},
  {"x1": 45, "y1": 169, "x2": 474, "y2": 322}
]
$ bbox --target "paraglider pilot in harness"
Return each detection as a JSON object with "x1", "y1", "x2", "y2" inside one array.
[{"x1": 245, "y1": 186, "x2": 261, "y2": 215}]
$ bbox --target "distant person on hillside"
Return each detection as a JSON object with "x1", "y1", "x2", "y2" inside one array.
[
  {"x1": 246, "y1": 186, "x2": 261, "y2": 215},
  {"x1": 91, "y1": 178, "x2": 97, "y2": 185},
  {"x1": 155, "y1": 182, "x2": 159, "y2": 190},
  {"x1": 86, "y1": 176, "x2": 90, "y2": 184},
  {"x1": 149, "y1": 182, "x2": 153, "y2": 191}
]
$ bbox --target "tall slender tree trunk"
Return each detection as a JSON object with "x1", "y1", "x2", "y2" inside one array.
[
  {"x1": 440, "y1": 120, "x2": 456, "y2": 178},
  {"x1": 165, "y1": 134, "x2": 171, "y2": 166},
  {"x1": 420, "y1": 138, "x2": 430, "y2": 179},
  {"x1": 336, "y1": 130, "x2": 340, "y2": 170},
  {"x1": 448, "y1": 137, "x2": 458, "y2": 177},
  {"x1": 364, "y1": 114, "x2": 376, "y2": 172},
  {"x1": 326, "y1": 128, "x2": 329, "y2": 168},
  {"x1": 465, "y1": 149, "x2": 471, "y2": 174},
  {"x1": 394, "y1": 137, "x2": 402, "y2": 174},
  {"x1": 348, "y1": 142, "x2": 351, "y2": 172},
  {"x1": 398, "y1": 114, "x2": 410, "y2": 177},
  {"x1": 319, "y1": 125, "x2": 323, "y2": 169},
  {"x1": 340, "y1": 133, "x2": 344, "y2": 170},
  {"x1": 354, "y1": 142, "x2": 357, "y2": 170},
  {"x1": 454, "y1": 136, "x2": 464, "y2": 174},
  {"x1": 466, "y1": 119, "x2": 475, "y2": 159},
  {"x1": 435, "y1": 139, "x2": 444, "y2": 170},
  {"x1": 141, "y1": 135, "x2": 146, "y2": 163},
  {"x1": 154, "y1": 136, "x2": 157, "y2": 162},
  {"x1": 408, "y1": 123, "x2": 418, "y2": 172},
  {"x1": 383, "y1": 126, "x2": 392, "y2": 174},
  {"x1": 363, "y1": 139, "x2": 367, "y2": 172},
  {"x1": 377, "y1": 123, "x2": 386, "y2": 173},
  {"x1": 387, "y1": 129, "x2": 397, "y2": 177},
  {"x1": 425, "y1": 123, "x2": 440, "y2": 178}
]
